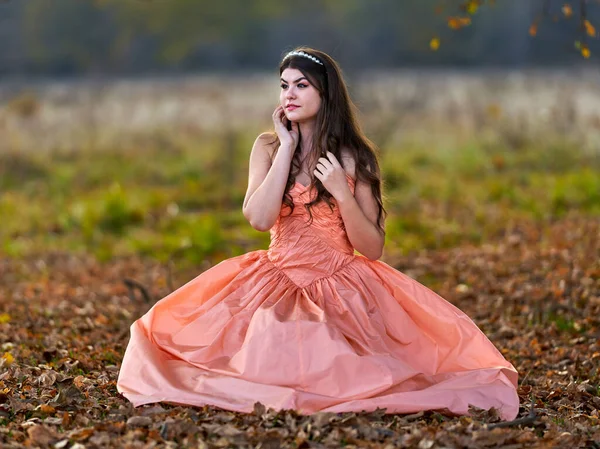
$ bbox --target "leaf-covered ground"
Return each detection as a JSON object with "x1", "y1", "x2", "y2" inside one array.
[{"x1": 1, "y1": 214, "x2": 598, "y2": 448}]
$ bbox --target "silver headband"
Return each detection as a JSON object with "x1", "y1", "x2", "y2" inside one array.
[{"x1": 283, "y1": 50, "x2": 324, "y2": 66}]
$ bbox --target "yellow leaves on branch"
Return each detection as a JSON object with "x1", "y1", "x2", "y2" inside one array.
[
  {"x1": 430, "y1": 37, "x2": 440, "y2": 51},
  {"x1": 575, "y1": 41, "x2": 591, "y2": 58},
  {"x1": 437, "y1": 0, "x2": 482, "y2": 16},
  {"x1": 529, "y1": 23, "x2": 538, "y2": 36},
  {"x1": 584, "y1": 20, "x2": 597, "y2": 37},
  {"x1": 444, "y1": 1, "x2": 596, "y2": 59},
  {"x1": 465, "y1": 1, "x2": 479, "y2": 15},
  {"x1": 447, "y1": 16, "x2": 471, "y2": 30},
  {"x1": 529, "y1": 18, "x2": 596, "y2": 40},
  {"x1": 560, "y1": 4, "x2": 596, "y2": 38}
]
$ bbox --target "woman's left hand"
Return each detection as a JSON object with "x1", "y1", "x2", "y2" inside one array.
[{"x1": 314, "y1": 151, "x2": 352, "y2": 201}]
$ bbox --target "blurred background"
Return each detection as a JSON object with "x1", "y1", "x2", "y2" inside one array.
[
  {"x1": 1, "y1": 0, "x2": 599, "y2": 273},
  {"x1": 1, "y1": 4, "x2": 599, "y2": 443}
]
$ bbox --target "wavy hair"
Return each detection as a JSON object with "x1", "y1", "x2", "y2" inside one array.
[{"x1": 266, "y1": 46, "x2": 386, "y2": 234}]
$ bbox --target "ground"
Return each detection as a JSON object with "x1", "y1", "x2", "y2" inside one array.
[{"x1": 0, "y1": 215, "x2": 598, "y2": 448}]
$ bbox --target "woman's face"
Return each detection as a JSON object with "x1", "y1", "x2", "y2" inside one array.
[{"x1": 279, "y1": 67, "x2": 322, "y2": 124}]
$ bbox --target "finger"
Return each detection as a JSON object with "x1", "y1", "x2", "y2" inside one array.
[
  {"x1": 316, "y1": 163, "x2": 328, "y2": 173},
  {"x1": 326, "y1": 151, "x2": 342, "y2": 168},
  {"x1": 318, "y1": 158, "x2": 333, "y2": 169}
]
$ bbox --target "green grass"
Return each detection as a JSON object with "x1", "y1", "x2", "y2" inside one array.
[{"x1": 0, "y1": 130, "x2": 598, "y2": 266}]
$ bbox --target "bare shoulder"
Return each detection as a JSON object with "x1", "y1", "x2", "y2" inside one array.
[
  {"x1": 255, "y1": 131, "x2": 278, "y2": 161},
  {"x1": 248, "y1": 131, "x2": 278, "y2": 179},
  {"x1": 244, "y1": 132, "x2": 279, "y2": 211}
]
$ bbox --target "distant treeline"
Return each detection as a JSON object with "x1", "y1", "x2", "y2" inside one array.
[{"x1": 1, "y1": 0, "x2": 599, "y2": 77}]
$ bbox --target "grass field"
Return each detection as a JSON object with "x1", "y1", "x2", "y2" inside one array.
[{"x1": 0, "y1": 120, "x2": 598, "y2": 268}]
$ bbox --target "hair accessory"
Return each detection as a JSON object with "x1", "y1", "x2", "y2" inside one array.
[{"x1": 283, "y1": 50, "x2": 324, "y2": 66}]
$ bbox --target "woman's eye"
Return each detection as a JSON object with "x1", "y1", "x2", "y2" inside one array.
[{"x1": 280, "y1": 83, "x2": 308, "y2": 89}]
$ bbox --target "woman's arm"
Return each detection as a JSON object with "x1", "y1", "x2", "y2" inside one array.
[
  {"x1": 242, "y1": 133, "x2": 294, "y2": 232},
  {"x1": 337, "y1": 182, "x2": 385, "y2": 260},
  {"x1": 336, "y1": 153, "x2": 385, "y2": 260}
]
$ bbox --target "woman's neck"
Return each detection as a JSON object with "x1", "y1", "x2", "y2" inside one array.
[{"x1": 298, "y1": 121, "x2": 316, "y2": 157}]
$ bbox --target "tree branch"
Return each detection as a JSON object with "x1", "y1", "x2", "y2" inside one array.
[
  {"x1": 486, "y1": 393, "x2": 539, "y2": 429},
  {"x1": 123, "y1": 277, "x2": 153, "y2": 303}
]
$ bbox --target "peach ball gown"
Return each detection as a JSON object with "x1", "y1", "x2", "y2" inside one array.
[{"x1": 117, "y1": 173, "x2": 520, "y2": 421}]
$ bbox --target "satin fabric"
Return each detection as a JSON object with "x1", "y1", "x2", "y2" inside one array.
[{"x1": 117, "y1": 174, "x2": 520, "y2": 420}]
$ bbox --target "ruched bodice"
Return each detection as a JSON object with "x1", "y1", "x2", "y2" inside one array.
[{"x1": 267, "y1": 174, "x2": 356, "y2": 288}]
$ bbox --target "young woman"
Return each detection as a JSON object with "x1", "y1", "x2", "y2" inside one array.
[{"x1": 117, "y1": 47, "x2": 520, "y2": 421}]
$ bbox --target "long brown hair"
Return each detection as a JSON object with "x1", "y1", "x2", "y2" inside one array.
[{"x1": 266, "y1": 46, "x2": 387, "y2": 234}]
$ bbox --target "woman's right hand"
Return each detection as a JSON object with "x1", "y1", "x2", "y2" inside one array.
[{"x1": 272, "y1": 105, "x2": 299, "y2": 150}]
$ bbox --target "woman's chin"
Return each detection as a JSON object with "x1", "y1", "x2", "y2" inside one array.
[
  {"x1": 286, "y1": 114, "x2": 312, "y2": 123},
  {"x1": 286, "y1": 115, "x2": 301, "y2": 122}
]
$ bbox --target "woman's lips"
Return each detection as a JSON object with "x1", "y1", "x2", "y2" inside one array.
[{"x1": 286, "y1": 105, "x2": 299, "y2": 110}]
